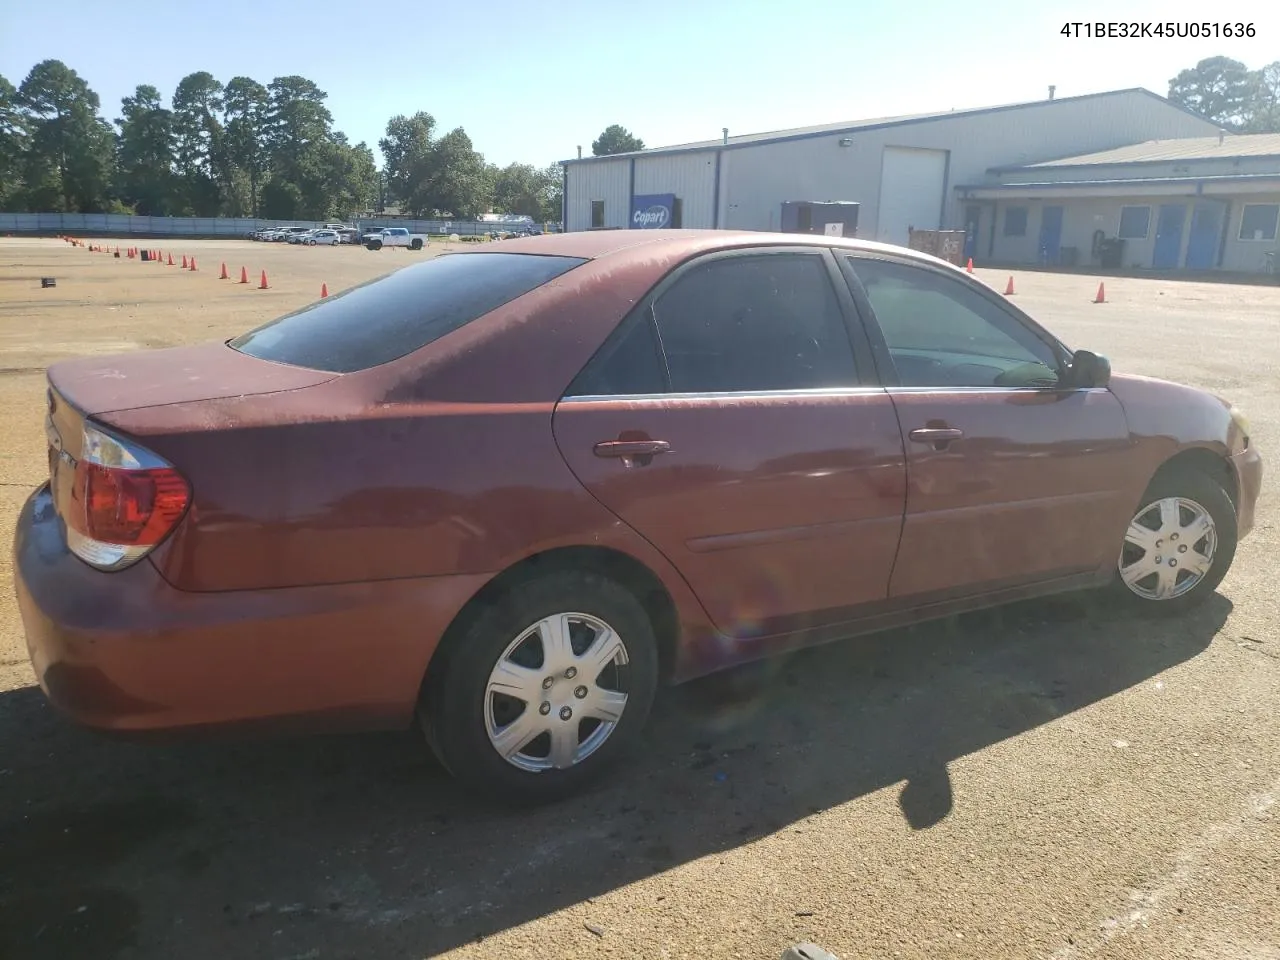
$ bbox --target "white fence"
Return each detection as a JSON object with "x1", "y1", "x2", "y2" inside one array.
[{"x1": 0, "y1": 213, "x2": 519, "y2": 237}]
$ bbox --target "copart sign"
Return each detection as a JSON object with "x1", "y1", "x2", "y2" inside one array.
[{"x1": 630, "y1": 194, "x2": 675, "y2": 229}]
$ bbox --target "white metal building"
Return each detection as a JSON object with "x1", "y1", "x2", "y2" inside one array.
[
  {"x1": 561, "y1": 88, "x2": 1220, "y2": 247},
  {"x1": 956, "y1": 133, "x2": 1280, "y2": 274}
]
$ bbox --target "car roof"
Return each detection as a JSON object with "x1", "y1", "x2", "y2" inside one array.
[{"x1": 483, "y1": 229, "x2": 963, "y2": 273}]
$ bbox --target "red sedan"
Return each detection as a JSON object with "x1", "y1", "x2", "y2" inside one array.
[{"x1": 14, "y1": 230, "x2": 1262, "y2": 802}]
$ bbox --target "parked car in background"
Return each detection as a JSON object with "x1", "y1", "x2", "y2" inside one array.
[
  {"x1": 287, "y1": 230, "x2": 313, "y2": 245},
  {"x1": 307, "y1": 229, "x2": 341, "y2": 246},
  {"x1": 337, "y1": 229, "x2": 361, "y2": 245},
  {"x1": 14, "y1": 231, "x2": 1261, "y2": 804},
  {"x1": 364, "y1": 227, "x2": 427, "y2": 251},
  {"x1": 276, "y1": 227, "x2": 312, "y2": 243}
]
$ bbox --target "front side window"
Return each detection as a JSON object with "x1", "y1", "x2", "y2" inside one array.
[
  {"x1": 652, "y1": 253, "x2": 858, "y2": 394},
  {"x1": 849, "y1": 257, "x2": 1062, "y2": 389},
  {"x1": 231, "y1": 252, "x2": 586, "y2": 373}
]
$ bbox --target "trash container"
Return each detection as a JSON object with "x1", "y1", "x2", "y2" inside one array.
[
  {"x1": 140, "y1": 249, "x2": 151, "y2": 262},
  {"x1": 1098, "y1": 238, "x2": 1125, "y2": 269}
]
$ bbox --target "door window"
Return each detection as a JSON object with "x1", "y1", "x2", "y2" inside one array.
[
  {"x1": 849, "y1": 257, "x2": 1062, "y2": 388},
  {"x1": 566, "y1": 253, "x2": 859, "y2": 397},
  {"x1": 653, "y1": 254, "x2": 858, "y2": 393}
]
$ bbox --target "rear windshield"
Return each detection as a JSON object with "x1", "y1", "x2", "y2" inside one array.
[{"x1": 229, "y1": 252, "x2": 586, "y2": 373}]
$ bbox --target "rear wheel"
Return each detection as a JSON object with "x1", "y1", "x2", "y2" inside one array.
[
  {"x1": 1112, "y1": 468, "x2": 1237, "y2": 615},
  {"x1": 421, "y1": 570, "x2": 659, "y2": 804},
  {"x1": 410, "y1": 238, "x2": 423, "y2": 250}
]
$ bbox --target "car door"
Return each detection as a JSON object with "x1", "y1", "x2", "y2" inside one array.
[
  {"x1": 552, "y1": 247, "x2": 906, "y2": 640},
  {"x1": 838, "y1": 253, "x2": 1134, "y2": 600}
]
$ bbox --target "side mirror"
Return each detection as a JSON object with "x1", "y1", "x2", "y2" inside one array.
[{"x1": 1070, "y1": 349, "x2": 1111, "y2": 388}]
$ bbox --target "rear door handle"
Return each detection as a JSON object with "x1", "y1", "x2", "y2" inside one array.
[
  {"x1": 593, "y1": 440, "x2": 672, "y2": 458},
  {"x1": 908, "y1": 427, "x2": 964, "y2": 449}
]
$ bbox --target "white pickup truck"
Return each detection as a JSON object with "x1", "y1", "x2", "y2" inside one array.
[{"x1": 363, "y1": 227, "x2": 428, "y2": 251}]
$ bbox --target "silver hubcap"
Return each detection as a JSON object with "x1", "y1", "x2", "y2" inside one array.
[
  {"x1": 1119, "y1": 496, "x2": 1216, "y2": 600},
  {"x1": 484, "y1": 612, "x2": 629, "y2": 773}
]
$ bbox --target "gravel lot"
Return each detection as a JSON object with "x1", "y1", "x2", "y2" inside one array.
[{"x1": 0, "y1": 238, "x2": 1277, "y2": 960}]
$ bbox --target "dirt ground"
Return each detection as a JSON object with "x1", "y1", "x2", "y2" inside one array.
[{"x1": 0, "y1": 237, "x2": 1277, "y2": 960}]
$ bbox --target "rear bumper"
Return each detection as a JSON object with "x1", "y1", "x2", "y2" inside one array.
[
  {"x1": 1233, "y1": 446, "x2": 1263, "y2": 540},
  {"x1": 14, "y1": 484, "x2": 490, "y2": 734}
]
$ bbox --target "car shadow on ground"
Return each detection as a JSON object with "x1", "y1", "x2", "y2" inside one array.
[{"x1": 0, "y1": 592, "x2": 1230, "y2": 960}]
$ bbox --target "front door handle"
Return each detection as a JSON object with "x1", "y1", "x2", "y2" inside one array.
[
  {"x1": 593, "y1": 439, "x2": 672, "y2": 459},
  {"x1": 908, "y1": 427, "x2": 964, "y2": 450}
]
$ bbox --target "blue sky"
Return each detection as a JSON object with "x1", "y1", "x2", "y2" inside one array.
[{"x1": 1, "y1": 0, "x2": 1276, "y2": 168}]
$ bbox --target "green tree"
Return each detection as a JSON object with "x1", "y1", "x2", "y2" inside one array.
[
  {"x1": 591, "y1": 124, "x2": 644, "y2": 156},
  {"x1": 0, "y1": 73, "x2": 26, "y2": 209},
  {"x1": 1168, "y1": 57, "x2": 1256, "y2": 129},
  {"x1": 267, "y1": 75, "x2": 332, "y2": 176},
  {"x1": 224, "y1": 76, "x2": 271, "y2": 215},
  {"x1": 380, "y1": 112, "x2": 491, "y2": 216},
  {"x1": 493, "y1": 161, "x2": 562, "y2": 221},
  {"x1": 17, "y1": 59, "x2": 114, "y2": 212},
  {"x1": 260, "y1": 176, "x2": 302, "y2": 219},
  {"x1": 171, "y1": 71, "x2": 226, "y2": 215},
  {"x1": 115, "y1": 84, "x2": 175, "y2": 215},
  {"x1": 1245, "y1": 61, "x2": 1280, "y2": 133}
]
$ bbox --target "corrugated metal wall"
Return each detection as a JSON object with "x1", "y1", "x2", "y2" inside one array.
[
  {"x1": 722, "y1": 90, "x2": 1222, "y2": 239},
  {"x1": 633, "y1": 152, "x2": 717, "y2": 227},
  {"x1": 563, "y1": 159, "x2": 630, "y2": 231},
  {"x1": 567, "y1": 90, "x2": 1224, "y2": 237}
]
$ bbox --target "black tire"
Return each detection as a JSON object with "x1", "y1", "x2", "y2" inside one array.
[
  {"x1": 1108, "y1": 467, "x2": 1237, "y2": 616},
  {"x1": 366, "y1": 239, "x2": 382, "y2": 251},
  {"x1": 410, "y1": 238, "x2": 423, "y2": 250},
  {"x1": 421, "y1": 569, "x2": 659, "y2": 804}
]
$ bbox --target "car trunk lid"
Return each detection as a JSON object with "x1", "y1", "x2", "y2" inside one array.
[{"x1": 46, "y1": 341, "x2": 338, "y2": 416}]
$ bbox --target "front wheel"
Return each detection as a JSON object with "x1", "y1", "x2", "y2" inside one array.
[
  {"x1": 1112, "y1": 468, "x2": 1237, "y2": 615},
  {"x1": 421, "y1": 570, "x2": 659, "y2": 804},
  {"x1": 366, "y1": 240, "x2": 382, "y2": 251}
]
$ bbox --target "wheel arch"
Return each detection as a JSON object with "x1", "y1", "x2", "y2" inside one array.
[
  {"x1": 1148, "y1": 445, "x2": 1239, "y2": 513},
  {"x1": 421, "y1": 545, "x2": 682, "y2": 698}
]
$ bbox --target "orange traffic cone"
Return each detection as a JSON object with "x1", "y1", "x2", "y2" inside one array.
[
  {"x1": 1004, "y1": 276, "x2": 1015, "y2": 295},
  {"x1": 965, "y1": 258, "x2": 974, "y2": 273},
  {"x1": 321, "y1": 283, "x2": 328, "y2": 298},
  {"x1": 181, "y1": 254, "x2": 188, "y2": 269},
  {"x1": 239, "y1": 266, "x2": 249, "y2": 284},
  {"x1": 189, "y1": 257, "x2": 197, "y2": 271},
  {"x1": 219, "y1": 262, "x2": 229, "y2": 280},
  {"x1": 1094, "y1": 282, "x2": 1106, "y2": 304},
  {"x1": 259, "y1": 270, "x2": 269, "y2": 289},
  {"x1": 167, "y1": 253, "x2": 174, "y2": 266}
]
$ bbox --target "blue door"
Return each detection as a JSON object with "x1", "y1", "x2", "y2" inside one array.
[
  {"x1": 963, "y1": 204, "x2": 980, "y2": 261},
  {"x1": 1184, "y1": 201, "x2": 1225, "y2": 270},
  {"x1": 1038, "y1": 206, "x2": 1064, "y2": 264},
  {"x1": 1153, "y1": 204, "x2": 1187, "y2": 269}
]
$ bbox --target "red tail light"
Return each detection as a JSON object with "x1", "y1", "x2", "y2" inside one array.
[{"x1": 62, "y1": 424, "x2": 191, "y2": 570}]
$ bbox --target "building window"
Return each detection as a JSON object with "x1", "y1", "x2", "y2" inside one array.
[
  {"x1": 1238, "y1": 203, "x2": 1279, "y2": 241},
  {"x1": 1003, "y1": 206, "x2": 1028, "y2": 237},
  {"x1": 1118, "y1": 205, "x2": 1151, "y2": 239},
  {"x1": 590, "y1": 200, "x2": 605, "y2": 229}
]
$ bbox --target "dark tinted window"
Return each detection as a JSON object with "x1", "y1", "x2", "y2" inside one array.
[
  {"x1": 230, "y1": 252, "x2": 585, "y2": 373},
  {"x1": 566, "y1": 310, "x2": 667, "y2": 396},
  {"x1": 652, "y1": 254, "x2": 857, "y2": 393},
  {"x1": 850, "y1": 257, "x2": 1061, "y2": 388}
]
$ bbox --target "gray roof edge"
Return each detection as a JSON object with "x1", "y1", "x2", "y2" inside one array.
[
  {"x1": 954, "y1": 172, "x2": 1280, "y2": 190},
  {"x1": 561, "y1": 87, "x2": 1200, "y2": 166}
]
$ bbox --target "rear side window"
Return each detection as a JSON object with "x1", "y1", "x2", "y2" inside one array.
[{"x1": 230, "y1": 252, "x2": 586, "y2": 373}]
